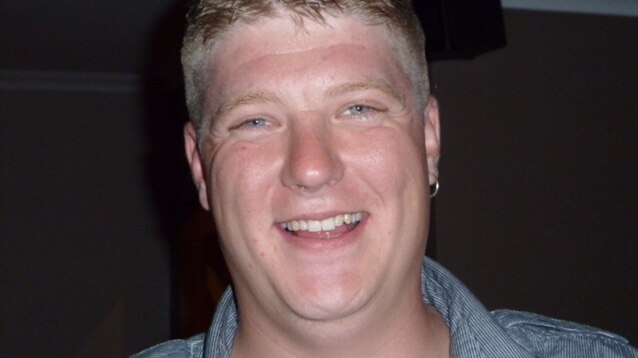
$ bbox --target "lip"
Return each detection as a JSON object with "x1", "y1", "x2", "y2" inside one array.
[{"x1": 276, "y1": 212, "x2": 368, "y2": 252}]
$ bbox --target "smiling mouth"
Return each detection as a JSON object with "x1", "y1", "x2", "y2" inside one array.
[{"x1": 279, "y1": 212, "x2": 364, "y2": 235}]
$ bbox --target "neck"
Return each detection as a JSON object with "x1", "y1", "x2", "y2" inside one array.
[{"x1": 232, "y1": 286, "x2": 450, "y2": 358}]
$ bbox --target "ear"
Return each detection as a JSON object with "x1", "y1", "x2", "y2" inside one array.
[
  {"x1": 424, "y1": 95, "x2": 441, "y2": 185},
  {"x1": 184, "y1": 121, "x2": 210, "y2": 211}
]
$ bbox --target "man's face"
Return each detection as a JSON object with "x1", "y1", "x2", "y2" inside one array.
[{"x1": 185, "y1": 14, "x2": 440, "y2": 325}]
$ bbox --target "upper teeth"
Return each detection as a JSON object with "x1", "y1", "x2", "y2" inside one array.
[{"x1": 281, "y1": 212, "x2": 363, "y2": 233}]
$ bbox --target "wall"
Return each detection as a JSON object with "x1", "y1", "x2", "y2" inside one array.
[
  {"x1": 1, "y1": 2, "x2": 187, "y2": 356},
  {"x1": 433, "y1": 10, "x2": 637, "y2": 343},
  {"x1": 0, "y1": 88, "x2": 173, "y2": 356}
]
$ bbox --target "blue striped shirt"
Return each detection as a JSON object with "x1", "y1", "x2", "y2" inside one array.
[{"x1": 133, "y1": 259, "x2": 637, "y2": 357}]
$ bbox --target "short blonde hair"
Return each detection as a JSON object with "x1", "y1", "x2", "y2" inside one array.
[{"x1": 182, "y1": 0, "x2": 429, "y2": 127}]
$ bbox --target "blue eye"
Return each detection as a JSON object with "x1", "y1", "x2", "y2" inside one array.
[
  {"x1": 227, "y1": 117, "x2": 275, "y2": 133},
  {"x1": 346, "y1": 105, "x2": 372, "y2": 115},
  {"x1": 239, "y1": 118, "x2": 271, "y2": 128}
]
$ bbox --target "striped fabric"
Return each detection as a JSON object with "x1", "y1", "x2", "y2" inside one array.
[{"x1": 132, "y1": 259, "x2": 637, "y2": 357}]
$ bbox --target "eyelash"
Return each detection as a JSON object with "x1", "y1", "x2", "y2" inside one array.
[
  {"x1": 345, "y1": 104, "x2": 373, "y2": 116},
  {"x1": 341, "y1": 104, "x2": 383, "y2": 122},
  {"x1": 230, "y1": 117, "x2": 272, "y2": 130},
  {"x1": 225, "y1": 103, "x2": 380, "y2": 132}
]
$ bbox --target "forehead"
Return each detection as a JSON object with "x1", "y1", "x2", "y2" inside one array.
[
  {"x1": 203, "y1": 14, "x2": 412, "y2": 114},
  {"x1": 216, "y1": 13, "x2": 394, "y2": 55}
]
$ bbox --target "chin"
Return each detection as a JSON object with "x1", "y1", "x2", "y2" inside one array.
[{"x1": 284, "y1": 271, "x2": 371, "y2": 321}]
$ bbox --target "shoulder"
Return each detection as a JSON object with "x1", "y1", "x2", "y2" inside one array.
[
  {"x1": 492, "y1": 310, "x2": 638, "y2": 357},
  {"x1": 130, "y1": 333, "x2": 206, "y2": 358}
]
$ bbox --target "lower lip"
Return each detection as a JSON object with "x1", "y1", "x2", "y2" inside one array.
[{"x1": 277, "y1": 215, "x2": 367, "y2": 252}]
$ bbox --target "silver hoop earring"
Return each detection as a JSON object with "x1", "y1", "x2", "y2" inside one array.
[{"x1": 430, "y1": 179, "x2": 440, "y2": 198}]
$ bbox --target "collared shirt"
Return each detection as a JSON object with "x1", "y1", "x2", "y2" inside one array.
[{"x1": 132, "y1": 259, "x2": 637, "y2": 357}]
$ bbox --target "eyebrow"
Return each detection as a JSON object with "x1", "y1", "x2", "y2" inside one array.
[
  {"x1": 324, "y1": 80, "x2": 405, "y2": 105},
  {"x1": 214, "y1": 91, "x2": 283, "y2": 120},
  {"x1": 213, "y1": 79, "x2": 405, "y2": 120}
]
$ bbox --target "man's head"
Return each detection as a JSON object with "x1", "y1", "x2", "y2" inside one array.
[
  {"x1": 182, "y1": 0, "x2": 429, "y2": 129},
  {"x1": 182, "y1": 0, "x2": 441, "y2": 351}
]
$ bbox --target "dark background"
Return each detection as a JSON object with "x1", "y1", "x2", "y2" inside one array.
[{"x1": 1, "y1": 1, "x2": 636, "y2": 356}]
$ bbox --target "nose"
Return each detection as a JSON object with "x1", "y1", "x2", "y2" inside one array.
[{"x1": 281, "y1": 117, "x2": 344, "y2": 193}]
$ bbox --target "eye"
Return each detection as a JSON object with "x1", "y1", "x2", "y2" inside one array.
[
  {"x1": 231, "y1": 117, "x2": 272, "y2": 130},
  {"x1": 344, "y1": 104, "x2": 373, "y2": 116}
]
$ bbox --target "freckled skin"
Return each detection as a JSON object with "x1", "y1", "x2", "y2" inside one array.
[{"x1": 184, "y1": 13, "x2": 443, "y2": 357}]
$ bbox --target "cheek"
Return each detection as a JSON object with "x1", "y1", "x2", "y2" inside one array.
[
  {"x1": 354, "y1": 129, "x2": 426, "y2": 194},
  {"x1": 209, "y1": 143, "x2": 278, "y2": 218},
  {"x1": 357, "y1": 129, "x2": 429, "y2": 250},
  {"x1": 207, "y1": 143, "x2": 281, "y2": 266}
]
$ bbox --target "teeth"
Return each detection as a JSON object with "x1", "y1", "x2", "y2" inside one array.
[
  {"x1": 321, "y1": 218, "x2": 335, "y2": 231},
  {"x1": 281, "y1": 212, "x2": 363, "y2": 233},
  {"x1": 308, "y1": 220, "x2": 322, "y2": 232},
  {"x1": 344, "y1": 213, "x2": 351, "y2": 224}
]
